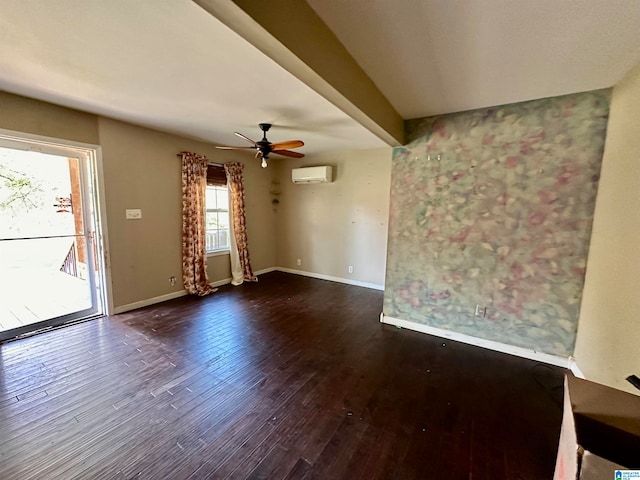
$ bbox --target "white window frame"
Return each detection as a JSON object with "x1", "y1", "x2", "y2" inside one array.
[{"x1": 205, "y1": 184, "x2": 230, "y2": 256}]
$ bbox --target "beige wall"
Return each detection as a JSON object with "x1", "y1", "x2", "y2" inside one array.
[
  {"x1": 99, "y1": 117, "x2": 276, "y2": 308},
  {"x1": 0, "y1": 91, "x2": 99, "y2": 144},
  {"x1": 574, "y1": 63, "x2": 640, "y2": 395},
  {"x1": 274, "y1": 148, "x2": 392, "y2": 287},
  {"x1": 0, "y1": 91, "x2": 276, "y2": 311}
]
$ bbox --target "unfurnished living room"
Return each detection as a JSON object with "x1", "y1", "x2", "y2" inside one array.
[{"x1": 1, "y1": 1, "x2": 640, "y2": 479}]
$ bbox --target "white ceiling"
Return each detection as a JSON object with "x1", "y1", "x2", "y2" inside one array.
[
  {"x1": 308, "y1": 0, "x2": 640, "y2": 119},
  {"x1": 0, "y1": 0, "x2": 386, "y2": 155},
  {"x1": 1, "y1": 0, "x2": 640, "y2": 154}
]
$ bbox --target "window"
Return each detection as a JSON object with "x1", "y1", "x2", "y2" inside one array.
[{"x1": 205, "y1": 165, "x2": 230, "y2": 254}]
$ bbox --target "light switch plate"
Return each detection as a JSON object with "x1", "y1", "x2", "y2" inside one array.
[{"x1": 126, "y1": 209, "x2": 142, "y2": 219}]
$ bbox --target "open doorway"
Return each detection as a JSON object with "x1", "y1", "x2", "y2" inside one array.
[{"x1": 0, "y1": 131, "x2": 109, "y2": 341}]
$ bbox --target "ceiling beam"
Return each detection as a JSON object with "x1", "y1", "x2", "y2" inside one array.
[{"x1": 194, "y1": 0, "x2": 404, "y2": 146}]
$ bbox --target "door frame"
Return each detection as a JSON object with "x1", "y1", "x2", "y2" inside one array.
[{"x1": 0, "y1": 127, "x2": 113, "y2": 335}]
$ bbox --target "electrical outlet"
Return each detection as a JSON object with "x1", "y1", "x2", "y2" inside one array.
[
  {"x1": 474, "y1": 304, "x2": 487, "y2": 317},
  {"x1": 169, "y1": 276, "x2": 176, "y2": 286},
  {"x1": 125, "y1": 208, "x2": 142, "y2": 220},
  {"x1": 296, "y1": 259, "x2": 302, "y2": 266},
  {"x1": 348, "y1": 265, "x2": 353, "y2": 274}
]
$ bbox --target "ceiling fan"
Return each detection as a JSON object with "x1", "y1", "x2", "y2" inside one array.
[{"x1": 215, "y1": 123, "x2": 304, "y2": 168}]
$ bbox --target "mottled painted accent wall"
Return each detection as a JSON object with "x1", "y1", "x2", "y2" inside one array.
[{"x1": 383, "y1": 91, "x2": 610, "y2": 357}]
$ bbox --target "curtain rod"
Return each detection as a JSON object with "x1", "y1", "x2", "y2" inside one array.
[{"x1": 176, "y1": 153, "x2": 223, "y2": 167}]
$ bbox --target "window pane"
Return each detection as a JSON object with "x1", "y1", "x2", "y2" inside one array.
[
  {"x1": 216, "y1": 188, "x2": 228, "y2": 210},
  {"x1": 205, "y1": 187, "x2": 217, "y2": 209},
  {"x1": 205, "y1": 185, "x2": 230, "y2": 252},
  {"x1": 205, "y1": 230, "x2": 214, "y2": 251},
  {"x1": 218, "y1": 212, "x2": 230, "y2": 229},
  {"x1": 206, "y1": 211, "x2": 217, "y2": 229},
  {"x1": 218, "y1": 229, "x2": 229, "y2": 249}
]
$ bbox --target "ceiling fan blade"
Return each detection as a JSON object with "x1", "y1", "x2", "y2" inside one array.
[
  {"x1": 270, "y1": 140, "x2": 304, "y2": 150},
  {"x1": 234, "y1": 132, "x2": 258, "y2": 146},
  {"x1": 273, "y1": 149, "x2": 305, "y2": 158},
  {"x1": 215, "y1": 146, "x2": 256, "y2": 150}
]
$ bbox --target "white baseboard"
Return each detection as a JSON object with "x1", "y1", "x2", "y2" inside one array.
[
  {"x1": 254, "y1": 267, "x2": 277, "y2": 276},
  {"x1": 210, "y1": 277, "x2": 232, "y2": 288},
  {"x1": 380, "y1": 313, "x2": 570, "y2": 368},
  {"x1": 113, "y1": 267, "x2": 277, "y2": 314},
  {"x1": 113, "y1": 290, "x2": 189, "y2": 314},
  {"x1": 276, "y1": 267, "x2": 384, "y2": 291},
  {"x1": 568, "y1": 357, "x2": 585, "y2": 378}
]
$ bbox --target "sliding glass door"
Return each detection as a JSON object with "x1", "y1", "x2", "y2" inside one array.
[{"x1": 0, "y1": 134, "x2": 106, "y2": 341}]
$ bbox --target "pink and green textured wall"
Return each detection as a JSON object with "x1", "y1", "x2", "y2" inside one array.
[{"x1": 383, "y1": 90, "x2": 609, "y2": 357}]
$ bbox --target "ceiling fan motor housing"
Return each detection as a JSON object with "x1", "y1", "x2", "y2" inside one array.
[
  {"x1": 258, "y1": 123, "x2": 272, "y2": 157},
  {"x1": 215, "y1": 123, "x2": 303, "y2": 162}
]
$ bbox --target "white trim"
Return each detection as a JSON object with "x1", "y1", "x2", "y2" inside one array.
[
  {"x1": 113, "y1": 290, "x2": 189, "y2": 314},
  {"x1": 380, "y1": 313, "x2": 570, "y2": 368},
  {"x1": 92, "y1": 144, "x2": 114, "y2": 316},
  {"x1": 0, "y1": 127, "x2": 101, "y2": 154},
  {"x1": 276, "y1": 267, "x2": 384, "y2": 290},
  {"x1": 0, "y1": 127, "x2": 113, "y2": 316},
  {"x1": 210, "y1": 277, "x2": 232, "y2": 288},
  {"x1": 568, "y1": 357, "x2": 585, "y2": 378},
  {"x1": 113, "y1": 267, "x2": 278, "y2": 314},
  {"x1": 254, "y1": 267, "x2": 277, "y2": 276},
  {"x1": 207, "y1": 267, "x2": 276, "y2": 288},
  {"x1": 206, "y1": 249, "x2": 230, "y2": 258}
]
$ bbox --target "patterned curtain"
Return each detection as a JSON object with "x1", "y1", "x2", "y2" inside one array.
[
  {"x1": 224, "y1": 162, "x2": 257, "y2": 285},
  {"x1": 180, "y1": 152, "x2": 217, "y2": 296}
]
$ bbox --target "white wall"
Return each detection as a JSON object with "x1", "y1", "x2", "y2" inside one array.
[
  {"x1": 275, "y1": 147, "x2": 392, "y2": 288},
  {"x1": 574, "y1": 63, "x2": 640, "y2": 395}
]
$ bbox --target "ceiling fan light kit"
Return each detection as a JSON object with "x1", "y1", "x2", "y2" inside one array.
[{"x1": 216, "y1": 123, "x2": 305, "y2": 168}]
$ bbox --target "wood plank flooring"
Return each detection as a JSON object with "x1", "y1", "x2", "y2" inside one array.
[{"x1": 0, "y1": 271, "x2": 566, "y2": 479}]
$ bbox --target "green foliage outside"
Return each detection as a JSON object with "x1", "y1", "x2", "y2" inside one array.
[{"x1": 0, "y1": 162, "x2": 43, "y2": 211}]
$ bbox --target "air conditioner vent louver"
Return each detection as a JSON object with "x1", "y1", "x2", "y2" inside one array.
[{"x1": 291, "y1": 166, "x2": 333, "y2": 184}]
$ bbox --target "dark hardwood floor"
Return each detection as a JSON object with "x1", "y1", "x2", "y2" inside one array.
[{"x1": 0, "y1": 271, "x2": 565, "y2": 479}]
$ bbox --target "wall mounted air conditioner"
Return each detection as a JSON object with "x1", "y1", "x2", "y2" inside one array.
[{"x1": 291, "y1": 166, "x2": 333, "y2": 184}]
